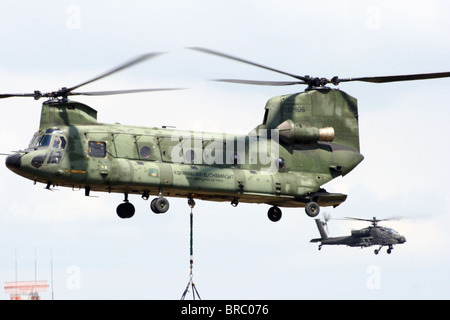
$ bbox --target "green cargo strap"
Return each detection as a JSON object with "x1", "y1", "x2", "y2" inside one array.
[{"x1": 180, "y1": 200, "x2": 201, "y2": 300}]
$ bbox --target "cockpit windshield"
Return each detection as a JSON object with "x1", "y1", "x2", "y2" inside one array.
[
  {"x1": 385, "y1": 228, "x2": 400, "y2": 236},
  {"x1": 28, "y1": 128, "x2": 66, "y2": 150},
  {"x1": 38, "y1": 135, "x2": 52, "y2": 148}
]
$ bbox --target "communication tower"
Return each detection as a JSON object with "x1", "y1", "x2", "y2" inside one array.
[
  {"x1": 4, "y1": 281, "x2": 49, "y2": 300},
  {"x1": 3, "y1": 248, "x2": 53, "y2": 300}
]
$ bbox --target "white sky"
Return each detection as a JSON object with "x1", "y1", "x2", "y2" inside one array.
[{"x1": 0, "y1": 0, "x2": 449, "y2": 299}]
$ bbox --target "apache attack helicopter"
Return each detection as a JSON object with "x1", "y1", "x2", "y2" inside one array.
[
  {"x1": 310, "y1": 215, "x2": 406, "y2": 254},
  {"x1": 3, "y1": 48, "x2": 450, "y2": 220}
]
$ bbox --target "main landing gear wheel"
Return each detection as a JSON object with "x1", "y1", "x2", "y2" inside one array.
[
  {"x1": 150, "y1": 197, "x2": 170, "y2": 214},
  {"x1": 267, "y1": 206, "x2": 282, "y2": 222},
  {"x1": 374, "y1": 245, "x2": 393, "y2": 255},
  {"x1": 117, "y1": 193, "x2": 135, "y2": 219},
  {"x1": 117, "y1": 202, "x2": 135, "y2": 219},
  {"x1": 305, "y1": 201, "x2": 320, "y2": 217}
]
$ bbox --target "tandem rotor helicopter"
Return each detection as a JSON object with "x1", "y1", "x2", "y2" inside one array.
[
  {"x1": 311, "y1": 214, "x2": 406, "y2": 254},
  {"x1": 3, "y1": 48, "x2": 450, "y2": 220}
]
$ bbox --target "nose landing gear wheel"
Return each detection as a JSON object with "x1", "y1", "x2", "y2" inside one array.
[{"x1": 267, "y1": 206, "x2": 282, "y2": 222}]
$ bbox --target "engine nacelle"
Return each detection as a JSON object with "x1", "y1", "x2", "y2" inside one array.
[
  {"x1": 276, "y1": 119, "x2": 334, "y2": 144},
  {"x1": 351, "y1": 229, "x2": 371, "y2": 237}
]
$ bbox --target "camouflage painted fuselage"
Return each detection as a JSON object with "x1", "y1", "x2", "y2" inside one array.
[{"x1": 6, "y1": 88, "x2": 364, "y2": 209}]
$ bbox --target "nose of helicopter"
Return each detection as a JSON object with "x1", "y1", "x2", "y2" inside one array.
[
  {"x1": 399, "y1": 236, "x2": 406, "y2": 243},
  {"x1": 5, "y1": 153, "x2": 21, "y2": 170}
]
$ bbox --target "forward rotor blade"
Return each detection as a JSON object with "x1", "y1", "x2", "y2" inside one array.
[
  {"x1": 189, "y1": 47, "x2": 307, "y2": 82},
  {"x1": 66, "y1": 52, "x2": 166, "y2": 92},
  {"x1": 338, "y1": 71, "x2": 450, "y2": 84},
  {"x1": 69, "y1": 87, "x2": 185, "y2": 96},
  {"x1": 0, "y1": 53, "x2": 170, "y2": 100},
  {"x1": 0, "y1": 93, "x2": 37, "y2": 99},
  {"x1": 213, "y1": 79, "x2": 306, "y2": 86}
]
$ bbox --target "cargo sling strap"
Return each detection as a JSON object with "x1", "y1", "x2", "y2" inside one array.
[{"x1": 181, "y1": 197, "x2": 201, "y2": 300}]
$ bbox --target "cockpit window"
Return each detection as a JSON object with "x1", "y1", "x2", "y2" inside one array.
[
  {"x1": 60, "y1": 137, "x2": 66, "y2": 149},
  {"x1": 386, "y1": 228, "x2": 399, "y2": 236},
  {"x1": 47, "y1": 151, "x2": 63, "y2": 164},
  {"x1": 38, "y1": 135, "x2": 52, "y2": 148},
  {"x1": 45, "y1": 128, "x2": 64, "y2": 134},
  {"x1": 27, "y1": 128, "x2": 67, "y2": 166},
  {"x1": 29, "y1": 129, "x2": 67, "y2": 150},
  {"x1": 52, "y1": 136, "x2": 60, "y2": 149},
  {"x1": 52, "y1": 136, "x2": 66, "y2": 149},
  {"x1": 28, "y1": 132, "x2": 40, "y2": 149}
]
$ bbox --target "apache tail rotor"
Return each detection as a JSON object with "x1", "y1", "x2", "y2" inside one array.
[{"x1": 317, "y1": 212, "x2": 332, "y2": 233}]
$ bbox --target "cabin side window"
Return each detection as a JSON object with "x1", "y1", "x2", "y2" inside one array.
[
  {"x1": 139, "y1": 146, "x2": 152, "y2": 159},
  {"x1": 88, "y1": 141, "x2": 107, "y2": 158}
]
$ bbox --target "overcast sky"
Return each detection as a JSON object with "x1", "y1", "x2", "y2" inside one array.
[{"x1": 0, "y1": 0, "x2": 449, "y2": 299}]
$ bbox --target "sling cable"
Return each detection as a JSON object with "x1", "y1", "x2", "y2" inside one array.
[{"x1": 181, "y1": 196, "x2": 201, "y2": 300}]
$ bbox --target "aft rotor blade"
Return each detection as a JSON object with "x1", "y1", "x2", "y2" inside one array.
[
  {"x1": 338, "y1": 71, "x2": 450, "y2": 84},
  {"x1": 69, "y1": 87, "x2": 185, "y2": 96},
  {"x1": 66, "y1": 52, "x2": 166, "y2": 92},
  {"x1": 213, "y1": 79, "x2": 306, "y2": 86},
  {"x1": 189, "y1": 47, "x2": 308, "y2": 82}
]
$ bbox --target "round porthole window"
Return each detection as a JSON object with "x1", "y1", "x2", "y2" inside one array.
[{"x1": 140, "y1": 146, "x2": 152, "y2": 159}]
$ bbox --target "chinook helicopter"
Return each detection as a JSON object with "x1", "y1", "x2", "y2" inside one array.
[
  {"x1": 3, "y1": 48, "x2": 450, "y2": 220},
  {"x1": 311, "y1": 215, "x2": 406, "y2": 254}
]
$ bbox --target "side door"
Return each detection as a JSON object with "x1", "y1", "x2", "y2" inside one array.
[{"x1": 84, "y1": 132, "x2": 112, "y2": 183}]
